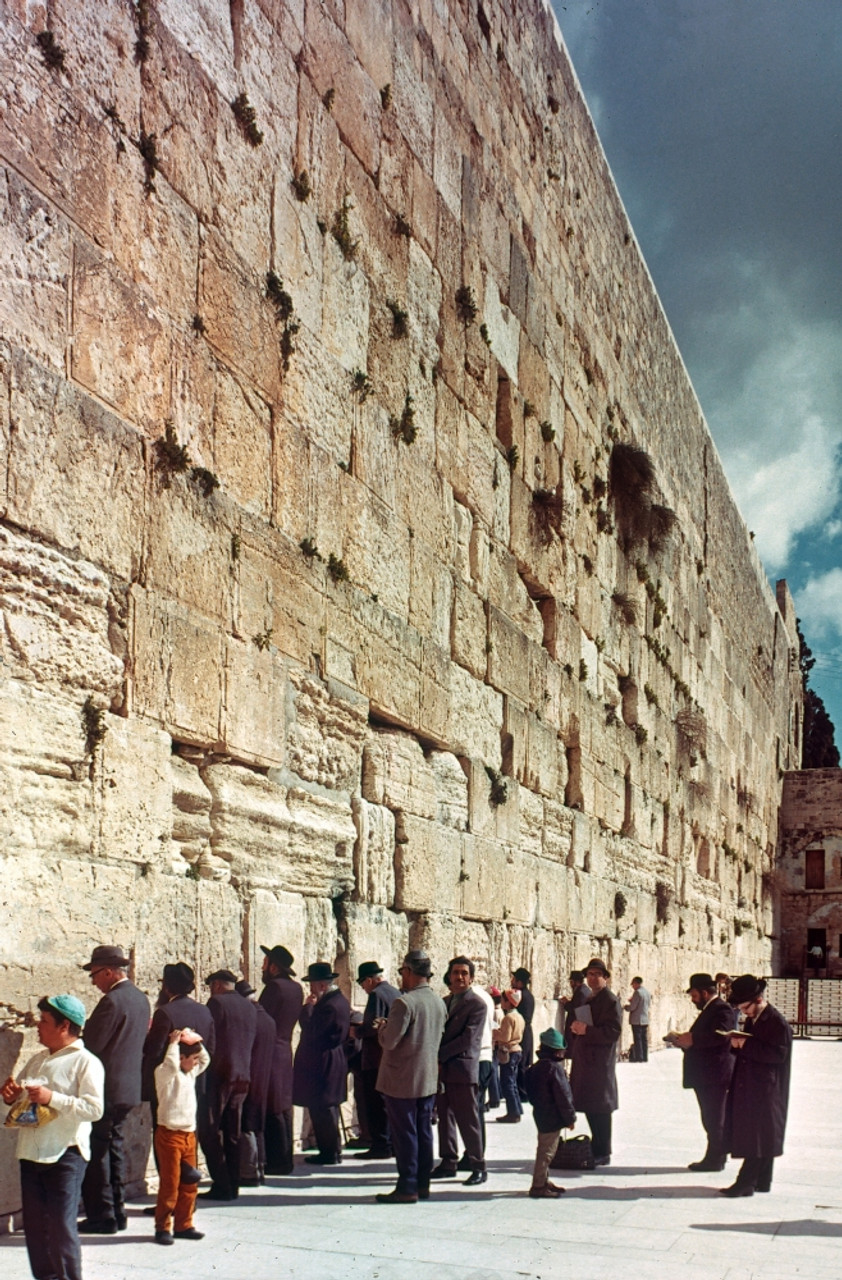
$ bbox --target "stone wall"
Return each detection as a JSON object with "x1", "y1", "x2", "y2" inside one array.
[
  {"x1": 778, "y1": 769, "x2": 842, "y2": 976},
  {"x1": 0, "y1": 0, "x2": 801, "y2": 1211}
]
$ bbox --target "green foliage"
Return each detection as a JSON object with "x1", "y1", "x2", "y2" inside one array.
[
  {"x1": 36, "y1": 30, "x2": 66, "y2": 72},
  {"x1": 633, "y1": 723, "x2": 648, "y2": 746},
  {"x1": 82, "y1": 697, "x2": 107, "y2": 755},
  {"x1": 231, "y1": 93, "x2": 263, "y2": 146},
  {"x1": 644, "y1": 683, "x2": 659, "y2": 709},
  {"x1": 327, "y1": 553, "x2": 350, "y2": 583},
  {"x1": 155, "y1": 421, "x2": 190, "y2": 483},
  {"x1": 655, "y1": 880, "x2": 672, "y2": 924},
  {"x1": 291, "y1": 169, "x2": 311, "y2": 202},
  {"x1": 614, "y1": 891, "x2": 627, "y2": 920},
  {"x1": 380, "y1": 83, "x2": 392, "y2": 109},
  {"x1": 523, "y1": 400, "x2": 536, "y2": 419},
  {"x1": 394, "y1": 212, "x2": 412, "y2": 238},
  {"x1": 231, "y1": 533, "x2": 241, "y2": 561},
  {"x1": 540, "y1": 419, "x2": 555, "y2": 442},
  {"x1": 386, "y1": 300, "x2": 409, "y2": 339},
  {"x1": 579, "y1": 659, "x2": 588, "y2": 682},
  {"x1": 137, "y1": 130, "x2": 159, "y2": 195},
  {"x1": 486, "y1": 767, "x2": 509, "y2": 807},
  {"x1": 479, "y1": 323, "x2": 492, "y2": 348},
  {"x1": 611, "y1": 591, "x2": 637, "y2": 626},
  {"x1": 390, "y1": 393, "x2": 416, "y2": 444},
  {"x1": 253, "y1": 628, "x2": 273, "y2": 651},
  {"x1": 332, "y1": 194, "x2": 358, "y2": 260},
  {"x1": 266, "y1": 272, "x2": 294, "y2": 322},
  {"x1": 134, "y1": 0, "x2": 151, "y2": 63},
  {"x1": 531, "y1": 487, "x2": 564, "y2": 548},
  {"x1": 191, "y1": 314, "x2": 206, "y2": 335},
  {"x1": 455, "y1": 284, "x2": 478, "y2": 326},
  {"x1": 506, "y1": 444, "x2": 519, "y2": 471},
  {"x1": 300, "y1": 537, "x2": 320, "y2": 559},
  {"x1": 190, "y1": 467, "x2": 219, "y2": 498},
  {"x1": 351, "y1": 369, "x2": 374, "y2": 402},
  {"x1": 797, "y1": 618, "x2": 840, "y2": 767},
  {"x1": 323, "y1": 87, "x2": 335, "y2": 112}
]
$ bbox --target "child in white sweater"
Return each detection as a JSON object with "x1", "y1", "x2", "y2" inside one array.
[{"x1": 153, "y1": 1028, "x2": 210, "y2": 1245}]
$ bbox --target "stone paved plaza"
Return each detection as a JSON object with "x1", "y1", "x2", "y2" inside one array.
[{"x1": 2, "y1": 1040, "x2": 840, "y2": 1280}]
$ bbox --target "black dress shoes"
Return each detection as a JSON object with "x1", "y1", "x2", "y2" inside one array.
[
  {"x1": 464, "y1": 1169, "x2": 487, "y2": 1186},
  {"x1": 304, "y1": 1153, "x2": 341, "y2": 1165},
  {"x1": 592, "y1": 1156, "x2": 611, "y2": 1168},
  {"x1": 719, "y1": 1183, "x2": 754, "y2": 1197},
  {"x1": 375, "y1": 1190, "x2": 418, "y2": 1204},
  {"x1": 688, "y1": 1160, "x2": 725, "y2": 1172},
  {"x1": 78, "y1": 1219, "x2": 118, "y2": 1234},
  {"x1": 429, "y1": 1163, "x2": 457, "y2": 1179}
]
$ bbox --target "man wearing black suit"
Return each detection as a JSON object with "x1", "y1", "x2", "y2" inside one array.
[
  {"x1": 142, "y1": 963, "x2": 216, "y2": 1110},
  {"x1": 352, "y1": 961, "x2": 400, "y2": 1159},
  {"x1": 200, "y1": 970, "x2": 257, "y2": 1201},
  {"x1": 293, "y1": 962, "x2": 352, "y2": 1165},
  {"x1": 79, "y1": 944, "x2": 151, "y2": 1234},
  {"x1": 511, "y1": 967, "x2": 535, "y2": 1099},
  {"x1": 668, "y1": 972, "x2": 736, "y2": 1172},
  {"x1": 235, "y1": 981, "x2": 276, "y2": 1185},
  {"x1": 259, "y1": 944, "x2": 303, "y2": 1175},
  {"x1": 431, "y1": 956, "x2": 487, "y2": 1186}
]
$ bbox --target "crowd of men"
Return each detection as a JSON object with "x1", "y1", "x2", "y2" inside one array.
[{"x1": 2, "y1": 946, "x2": 794, "y2": 1279}]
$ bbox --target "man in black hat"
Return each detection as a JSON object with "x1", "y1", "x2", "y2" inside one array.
[
  {"x1": 235, "y1": 981, "x2": 275, "y2": 1186},
  {"x1": 78, "y1": 944, "x2": 150, "y2": 1234},
  {"x1": 511, "y1": 967, "x2": 534, "y2": 1098},
  {"x1": 352, "y1": 962, "x2": 399, "y2": 1159},
  {"x1": 665, "y1": 973, "x2": 736, "y2": 1172},
  {"x1": 142, "y1": 963, "x2": 216, "y2": 1110},
  {"x1": 569, "y1": 957, "x2": 622, "y2": 1166},
  {"x1": 292, "y1": 963, "x2": 351, "y2": 1165},
  {"x1": 719, "y1": 974, "x2": 793, "y2": 1197},
  {"x1": 198, "y1": 970, "x2": 256, "y2": 1201},
  {"x1": 259, "y1": 945, "x2": 303, "y2": 1175}
]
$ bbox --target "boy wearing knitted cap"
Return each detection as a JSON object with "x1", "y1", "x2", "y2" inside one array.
[
  {"x1": 524, "y1": 1028, "x2": 577, "y2": 1197},
  {"x1": 153, "y1": 1029, "x2": 210, "y2": 1245},
  {"x1": 493, "y1": 989, "x2": 525, "y2": 1122}
]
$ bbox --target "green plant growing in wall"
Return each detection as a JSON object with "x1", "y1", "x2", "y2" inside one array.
[
  {"x1": 380, "y1": 83, "x2": 392, "y2": 109},
  {"x1": 231, "y1": 93, "x2": 263, "y2": 146},
  {"x1": 614, "y1": 891, "x2": 627, "y2": 920},
  {"x1": 36, "y1": 30, "x2": 65, "y2": 72},
  {"x1": 190, "y1": 466, "x2": 219, "y2": 498},
  {"x1": 327, "y1": 553, "x2": 350, "y2": 583},
  {"x1": 581, "y1": 554, "x2": 593, "y2": 576},
  {"x1": 185, "y1": 864, "x2": 201, "y2": 882},
  {"x1": 655, "y1": 880, "x2": 672, "y2": 925},
  {"x1": 394, "y1": 212, "x2": 412, "y2": 238},
  {"x1": 644, "y1": 683, "x2": 659, "y2": 709},
  {"x1": 291, "y1": 169, "x2": 311, "y2": 202},
  {"x1": 134, "y1": 0, "x2": 152, "y2": 62},
  {"x1": 386, "y1": 300, "x2": 409, "y2": 339},
  {"x1": 300, "y1": 537, "x2": 321, "y2": 560},
  {"x1": 479, "y1": 323, "x2": 492, "y2": 348},
  {"x1": 579, "y1": 659, "x2": 588, "y2": 682},
  {"x1": 191, "y1": 314, "x2": 206, "y2": 335},
  {"x1": 323, "y1": 88, "x2": 335, "y2": 112},
  {"x1": 486, "y1": 766, "x2": 508, "y2": 807},
  {"x1": 253, "y1": 628, "x2": 273, "y2": 651},
  {"x1": 154, "y1": 421, "x2": 190, "y2": 484},
  {"x1": 137, "y1": 130, "x2": 160, "y2": 195},
  {"x1": 530, "y1": 487, "x2": 565, "y2": 548},
  {"x1": 351, "y1": 369, "x2": 374, "y2": 402},
  {"x1": 390, "y1": 393, "x2": 416, "y2": 444},
  {"x1": 332, "y1": 195, "x2": 358, "y2": 260},
  {"x1": 611, "y1": 591, "x2": 637, "y2": 626},
  {"x1": 633, "y1": 723, "x2": 648, "y2": 746},
  {"x1": 523, "y1": 400, "x2": 536, "y2": 419},
  {"x1": 506, "y1": 444, "x2": 519, "y2": 471},
  {"x1": 82, "y1": 697, "x2": 107, "y2": 756},
  {"x1": 455, "y1": 284, "x2": 478, "y2": 326},
  {"x1": 231, "y1": 533, "x2": 241, "y2": 561},
  {"x1": 265, "y1": 272, "x2": 299, "y2": 372},
  {"x1": 540, "y1": 419, "x2": 555, "y2": 442}
]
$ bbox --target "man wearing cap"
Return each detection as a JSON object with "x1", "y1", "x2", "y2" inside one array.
[
  {"x1": 431, "y1": 955, "x2": 488, "y2": 1186},
  {"x1": 199, "y1": 970, "x2": 257, "y2": 1201},
  {"x1": 720, "y1": 974, "x2": 793, "y2": 1197},
  {"x1": 259, "y1": 944, "x2": 303, "y2": 1175},
  {"x1": 666, "y1": 973, "x2": 736, "y2": 1172},
  {"x1": 353, "y1": 962, "x2": 399, "y2": 1160},
  {"x1": 624, "y1": 977, "x2": 651, "y2": 1063},
  {"x1": 292, "y1": 962, "x2": 351, "y2": 1165},
  {"x1": 374, "y1": 949, "x2": 447, "y2": 1203},
  {"x1": 78, "y1": 945, "x2": 150, "y2": 1234},
  {"x1": 2, "y1": 994, "x2": 104, "y2": 1280},
  {"x1": 235, "y1": 980, "x2": 276, "y2": 1185},
  {"x1": 511, "y1": 967, "x2": 534, "y2": 1098},
  {"x1": 569, "y1": 957, "x2": 622, "y2": 1167}
]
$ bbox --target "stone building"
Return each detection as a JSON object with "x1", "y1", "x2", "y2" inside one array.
[
  {"x1": 0, "y1": 0, "x2": 803, "y2": 1214},
  {"x1": 778, "y1": 769, "x2": 842, "y2": 977}
]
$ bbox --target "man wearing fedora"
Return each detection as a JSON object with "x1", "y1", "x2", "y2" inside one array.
[
  {"x1": 666, "y1": 973, "x2": 736, "y2": 1172},
  {"x1": 259, "y1": 944, "x2": 303, "y2": 1175},
  {"x1": 199, "y1": 970, "x2": 257, "y2": 1201},
  {"x1": 142, "y1": 963, "x2": 216, "y2": 1115},
  {"x1": 292, "y1": 962, "x2": 351, "y2": 1165},
  {"x1": 569, "y1": 957, "x2": 622, "y2": 1167},
  {"x1": 79, "y1": 944, "x2": 150, "y2": 1234},
  {"x1": 353, "y1": 961, "x2": 399, "y2": 1160},
  {"x1": 235, "y1": 980, "x2": 276, "y2": 1185}
]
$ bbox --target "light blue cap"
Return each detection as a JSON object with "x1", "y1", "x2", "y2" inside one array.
[{"x1": 46, "y1": 994, "x2": 86, "y2": 1027}]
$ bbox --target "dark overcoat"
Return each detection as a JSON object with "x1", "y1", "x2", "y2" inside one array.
[
  {"x1": 570, "y1": 985, "x2": 622, "y2": 1114},
  {"x1": 525, "y1": 1053, "x2": 576, "y2": 1133},
  {"x1": 518, "y1": 987, "x2": 535, "y2": 1068},
  {"x1": 682, "y1": 996, "x2": 736, "y2": 1091},
  {"x1": 84, "y1": 979, "x2": 151, "y2": 1109},
  {"x1": 358, "y1": 981, "x2": 400, "y2": 1072},
  {"x1": 142, "y1": 994, "x2": 216, "y2": 1102},
  {"x1": 242, "y1": 1001, "x2": 275, "y2": 1132},
  {"x1": 725, "y1": 1002, "x2": 792, "y2": 1159},
  {"x1": 439, "y1": 988, "x2": 485, "y2": 1085},
  {"x1": 259, "y1": 975, "x2": 304, "y2": 1112},
  {"x1": 207, "y1": 990, "x2": 257, "y2": 1086},
  {"x1": 292, "y1": 988, "x2": 351, "y2": 1110}
]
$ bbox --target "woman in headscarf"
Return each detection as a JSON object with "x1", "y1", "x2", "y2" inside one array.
[{"x1": 720, "y1": 974, "x2": 793, "y2": 1197}]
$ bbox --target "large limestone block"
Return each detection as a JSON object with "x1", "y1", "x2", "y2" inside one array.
[
  {"x1": 446, "y1": 665, "x2": 503, "y2": 764},
  {"x1": 223, "y1": 638, "x2": 286, "y2": 768},
  {"x1": 286, "y1": 668, "x2": 368, "y2": 792},
  {"x1": 0, "y1": 525, "x2": 124, "y2": 698},
  {"x1": 461, "y1": 834, "x2": 507, "y2": 921},
  {"x1": 362, "y1": 731, "x2": 437, "y2": 819},
  {"x1": 394, "y1": 814, "x2": 462, "y2": 914},
  {"x1": 464, "y1": 757, "x2": 520, "y2": 844},
  {"x1": 536, "y1": 858, "x2": 572, "y2": 932},
  {"x1": 143, "y1": 473, "x2": 232, "y2": 624},
  {"x1": 72, "y1": 244, "x2": 171, "y2": 428},
  {"x1": 429, "y1": 751, "x2": 469, "y2": 832},
  {"x1": 303, "y1": 895, "x2": 344, "y2": 972},
  {"x1": 321, "y1": 239, "x2": 371, "y2": 376},
  {"x1": 328, "y1": 594, "x2": 423, "y2": 730},
  {"x1": 6, "y1": 350, "x2": 146, "y2": 581},
  {"x1": 409, "y1": 536, "x2": 453, "y2": 651},
  {"x1": 407, "y1": 912, "x2": 494, "y2": 988},
  {"x1": 171, "y1": 753, "x2": 213, "y2": 867},
  {"x1": 199, "y1": 227, "x2": 280, "y2": 403},
  {"x1": 341, "y1": 901, "x2": 408, "y2": 998},
  {"x1": 233, "y1": 526, "x2": 325, "y2": 669},
  {"x1": 303, "y1": 0, "x2": 381, "y2": 178},
  {"x1": 212, "y1": 369, "x2": 273, "y2": 519},
  {"x1": 243, "y1": 887, "x2": 308, "y2": 985},
  {"x1": 342, "y1": 483, "x2": 411, "y2": 619},
  {"x1": 487, "y1": 604, "x2": 532, "y2": 703},
  {"x1": 451, "y1": 580, "x2": 488, "y2": 679},
  {"x1": 418, "y1": 639, "x2": 452, "y2": 746},
  {"x1": 351, "y1": 797, "x2": 395, "y2": 906},
  {"x1": 95, "y1": 717, "x2": 173, "y2": 868},
  {"x1": 0, "y1": 167, "x2": 70, "y2": 372},
  {"x1": 134, "y1": 873, "x2": 244, "y2": 995},
  {"x1": 279, "y1": 320, "x2": 354, "y2": 462},
  {"x1": 0, "y1": 681, "x2": 95, "y2": 859},
  {"x1": 129, "y1": 587, "x2": 223, "y2": 744}
]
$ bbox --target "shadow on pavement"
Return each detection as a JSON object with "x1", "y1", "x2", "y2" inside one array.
[{"x1": 692, "y1": 1219, "x2": 842, "y2": 1237}]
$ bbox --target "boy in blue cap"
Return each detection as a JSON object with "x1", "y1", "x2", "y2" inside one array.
[
  {"x1": 1, "y1": 994, "x2": 105, "y2": 1280},
  {"x1": 524, "y1": 1027, "x2": 576, "y2": 1197}
]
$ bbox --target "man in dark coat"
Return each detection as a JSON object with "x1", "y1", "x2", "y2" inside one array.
[
  {"x1": 569, "y1": 957, "x2": 622, "y2": 1166},
  {"x1": 720, "y1": 974, "x2": 793, "y2": 1197},
  {"x1": 667, "y1": 972, "x2": 736, "y2": 1171},
  {"x1": 352, "y1": 961, "x2": 399, "y2": 1159},
  {"x1": 259, "y1": 944, "x2": 303, "y2": 1175},
  {"x1": 292, "y1": 962, "x2": 351, "y2": 1165},
  {"x1": 199, "y1": 970, "x2": 257, "y2": 1201},
  {"x1": 142, "y1": 962, "x2": 216, "y2": 1109},
  {"x1": 79, "y1": 944, "x2": 150, "y2": 1234},
  {"x1": 431, "y1": 956, "x2": 487, "y2": 1185},
  {"x1": 511, "y1": 967, "x2": 535, "y2": 1098},
  {"x1": 236, "y1": 980, "x2": 275, "y2": 1185},
  {"x1": 561, "y1": 970, "x2": 589, "y2": 1058}
]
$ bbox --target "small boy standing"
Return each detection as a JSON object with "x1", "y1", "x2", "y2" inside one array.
[
  {"x1": 153, "y1": 1028, "x2": 209, "y2": 1245},
  {"x1": 524, "y1": 1027, "x2": 576, "y2": 1198}
]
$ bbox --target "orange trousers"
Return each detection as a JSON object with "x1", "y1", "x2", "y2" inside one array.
[{"x1": 154, "y1": 1127, "x2": 199, "y2": 1232}]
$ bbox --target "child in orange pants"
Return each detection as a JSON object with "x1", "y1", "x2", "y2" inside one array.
[{"x1": 153, "y1": 1028, "x2": 209, "y2": 1245}]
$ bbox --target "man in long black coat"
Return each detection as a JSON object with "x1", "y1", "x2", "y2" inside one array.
[
  {"x1": 200, "y1": 969, "x2": 257, "y2": 1201},
  {"x1": 669, "y1": 973, "x2": 735, "y2": 1171},
  {"x1": 569, "y1": 957, "x2": 622, "y2": 1166},
  {"x1": 293, "y1": 962, "x2": 351, "y2": 1165},
  {"x1": 259, "y1": 944, "x2": 303, "y2": 1175},
  {"x1": 511, "y1": 967, "x2": 535, "y2": 1098},
  {"x1": 353, "y1": 961, "x2": 399, "y2": 1159},
  {"x1": 142, "y1": 962, "x2": 216, "y2": 1108},
  {"x1": 720, "y1": 974, "x2": 793, "y2": 1197},
  {"x1": 235, "y1": 980, "x2": 275, "y2": 1184},
  {"x1": 79, "y1": 945, "x2": 150, "y2": 1233}
]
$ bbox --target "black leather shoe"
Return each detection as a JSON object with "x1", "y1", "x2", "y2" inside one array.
[
  {"x1": 155, "y1": 1231, "x2": 174, "y2": 1245},
  {"x1": 375, "y1": 1190, "x2": 418, "y2": 1204},
  {"x1": 78, "y1": 1219, "x2": 118, "y2": 1234},
  {"x1": 719, "y1": 1183, "x2": 754, "y2": 1197},
  {"x1": 429, "y1": 1163, "x2": 457, "y2": 1179},
  {"x1": 354, "y1": 1148, "x2": 393, "y2": 1160},
  {"x1": 464, "y1": 1169, "x2": 487, "y2": 1186},
  {"x1": 174, "y1": 1228, "x2": 205, "y2": 1239},
  {"x1": 115, "y1": 1212, "x2": 127, "y2": 1231},
  {"x1": 418, "y1": 1186, "x2": 430, "y2": 1200},
  {"x1": 496, "y1": 1114, "x2": 521, "y2": 1123},
  {"x1": 456, "y1": 1154, "x2": 471, "y2": 1171},
  {"x1": 688, "y1": 1160, "x2": 725, "y2": 1172},
  {"x1": 264, "y1": 1165, "x2": 295, "y2": 1176},
  {"x1": 305, "y1": 1153, "x2": 341, "y2": 1165},
  {"x1": 199, "y1": 1189, "x2": 235, "y2": 1201},
  {"x1": 756, "y1": 1184, "x2": 771, "y2": 1193},
  {"x1": 592, "y1": 1156, "x2": 611, "y2": 1167}
]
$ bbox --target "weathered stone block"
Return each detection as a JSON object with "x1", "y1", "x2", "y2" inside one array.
[
  {"x1": 351, "y1": 797, "x2": 395, "y2": 906},
  {"x1": 129, "y1": 587, "x2": 224, "y2": 743},
  {"x1": 394, "y1": 814, "x2": 462, "y2": 913},
  {"x1": 362, "y1": 730, "x2": 437, "y2": 819},
  {"x1": 286, "y1": 667, "x2": 368, "y2": 792},
  {"x1": 451, "y1": 580, "x2": 488, "y2": 679},
  {"x1": 223, "y1": 637, "x2": 286, "y2": 768},
  {"x1": 0, "y1": 167, "x2": 70, "y2": 372},
  {"x1": 96, "y1": 716, "x2": 173, "y2": 868}
]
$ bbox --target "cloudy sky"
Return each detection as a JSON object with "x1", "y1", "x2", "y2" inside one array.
[{"x1": 554, "y1": 0, "x2": 842, "y2": 741}]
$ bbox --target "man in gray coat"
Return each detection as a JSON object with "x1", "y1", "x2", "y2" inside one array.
[
  {"x1": 374, "y1": 950, "x2": 446, "y2": 1204},
  {"x1": 624, "y1": 976, "x2": 651, "y2": 1062},
  {"x1": 431, "y1": 956, "x2": 488, "y2": 1185}
]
